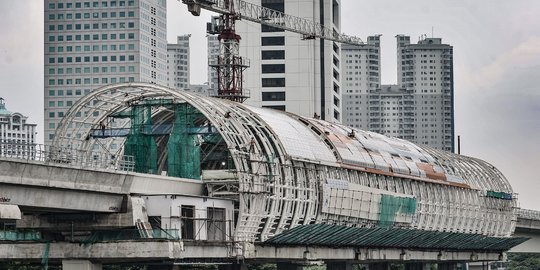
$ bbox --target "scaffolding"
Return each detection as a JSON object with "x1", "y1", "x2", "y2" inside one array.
[
  {"x1": 167, "y1": 103, "x2": 202, "y2": 179},
  {"x1": 123, "y1": 103, "x2": 158, "y2": 174}
]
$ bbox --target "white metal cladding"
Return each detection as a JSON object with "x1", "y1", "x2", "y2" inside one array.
[
  {"x1": 247, "y1": 107, "x2": 337, "y2": 164},
  {"x1": 53, "y1": 83, "x2": 517, "y2": 242}
]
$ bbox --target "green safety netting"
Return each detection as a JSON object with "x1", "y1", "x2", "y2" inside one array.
[
  {"x1": 122, "y1": 101, "x2": 204, "y2": 179},
  {"x1": 379, "y1": 194, "x2": 417, "y2": 228},
  {"x1": 0, "y1": 230, "x2": 41, "y2": 241},
  {"x1": 167, "y1": 103, "x2": 201, "y2": 179},
  {"x1": 124, "y1": 103, "x2": 158, "y2": 174}
]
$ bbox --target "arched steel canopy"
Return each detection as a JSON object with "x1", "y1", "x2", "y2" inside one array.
[{"x1": 53, "y1": 83, "x2": 517, "y2": 240}]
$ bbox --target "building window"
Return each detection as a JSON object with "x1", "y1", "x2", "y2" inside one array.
[
  {"x1": 262, "y1": 78, "x2": 285, "y2": 87},
  {"x1": 261, "y1": 36, "x2": 285, "y2": 46},
  {"x1": 262, "y1": 105, "x2": 286, "y2": 111},
  {"x1": 262, "y1": 50, "x2": 285, "y2": 60},
  {"x1": 261, "y1": 64, "x2": 285, "y2": 74},
  {"x1": 207, "y1": 207, "x2": 226, "y2": 241},
  {"x1": 262, "y1": 91, "x2": 285, "y2": 101},
  {"x1": 181, "y1": 205, "x2": 195, "y2": 240},
  {"x1": 261, "y1": 0, "x2": 284, "y2": 12},
  {"x1": 262, "y1": 24, "x2": 285, "y2": 32}
]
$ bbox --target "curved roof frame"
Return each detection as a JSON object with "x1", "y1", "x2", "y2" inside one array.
[
  {"x1": 53, "y1": 83, "x2": 515, "y2": 210},
  {"x1": 53, "y1": 83, "x2": 293, "y2": 187}
]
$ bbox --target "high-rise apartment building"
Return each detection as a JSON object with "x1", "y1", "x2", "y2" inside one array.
[
  {"x1": 207, "y1": 35, "x2": 219, "y2": 96},
  {"x1": 342, "y1": 35, "x2": 381, "y2": 128},
  {"x1": 341, "y1": 35, "x2": 454, "y2": 152},
  {"x1": 236, "y1": 0, "x2": 343, "y2": 121},
  {"x1": 167, "y1": 34, "x2": 190, "y2": 90},
  {"x1": 0, "y1": 98, "x2": 37, "y2": 156},
  {"x1": 397, "y1": 35, "x2": 454, "y2": 151},
  {"x1": 44, "y1": 0, "x2": 167, "y2": 144}
]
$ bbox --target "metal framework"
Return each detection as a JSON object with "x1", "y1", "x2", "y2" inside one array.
[
  {"x1": 53, "y1": 83, "x2": 517, "y2": 243},
  {"x1": 0, "y1": 140, "x2": 134, "y2": 172},
  {"x1": 207, "y1": 3, "x2": 250, "y2": 102},
  {"x1": 182, "y1": 0, "x2": 364, "y2": 45},
  {"x1": 183, "y1": 0, "x2": 365, "y2": 103}
]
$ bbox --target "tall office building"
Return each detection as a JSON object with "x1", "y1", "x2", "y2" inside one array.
[
  {"x1": 341, "y1": 35, "x2": 454, "y2": 152},
  {"x1": 166, "y1": 34, "x2": 190, "y2": 90},
  {"x1": 44, "y1": 0, "x2": 167, "y2": 144},
  {"x1": 236, "y1": 0, "x2": 343, "y2": 122},
  {"x1": 0, "y1": 98, "x2": 37, "y2": 156}
]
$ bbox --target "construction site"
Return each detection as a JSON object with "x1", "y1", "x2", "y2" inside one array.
[{"x1": 1, "y1": 0, "x2": 538, "y2": 269}]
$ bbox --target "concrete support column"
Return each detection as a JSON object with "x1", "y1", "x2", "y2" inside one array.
[
  {"x1": 404, "y1": 262, "x2": 430, "y2": 270},
  {"x1": 218, "y1": 263, "x2": 249, "y2": 270},
  {"x1": 62, "y1": 260, "x2": 102, "y2": 270},
  {"x1": 276, "y1": 262, "x2": 305, "y2": 270},
  {"x1": 368, "y1": 262, "x2": 390, "y2": 270},
  {"x1": 437, "y1": 263, "x2": 458, "y2": 270},
  {"x1": 148, "y1": 266, "x2": 182, "y2": 270},
  {"x1": 326, "y1": 262, "x2": 353, "y2": 270}
]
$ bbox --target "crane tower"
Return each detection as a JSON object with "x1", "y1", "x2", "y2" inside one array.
[{"x1": 183, "y1": 0, "x2": 364, "y2": 103}]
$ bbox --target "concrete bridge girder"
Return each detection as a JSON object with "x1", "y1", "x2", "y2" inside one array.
[
  {"x1": 0, "y1": 157, "x2": 203, "y2": 213},
  {"x1": 0, "y1": 241, "x2": 503, "y2": 264}
]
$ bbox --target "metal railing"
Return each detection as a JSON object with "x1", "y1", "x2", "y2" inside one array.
[
  {"x1": 0, "y1": 140, "x2": 134, "y2": 172},
  {"x1": 518, "y1": 208, "x2": 540, "y2": 221},
  {"x1": 83, "y1": 229, "x2": 180, "y2": 243}
]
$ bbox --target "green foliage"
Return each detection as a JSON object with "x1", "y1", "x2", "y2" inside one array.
[
  {"x1": 0, "y1": 262, "x2": 60, "y2": 270},
  {"x1": 507, "y1": 253, "x2": 540, "y2": 270},
  {"x1": 247, "y1": 264, "x2": 276, "y2": 270}
]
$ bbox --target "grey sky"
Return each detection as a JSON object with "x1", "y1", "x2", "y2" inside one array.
[{"x1": 0, "y1": 0, "x2": 539, "y2": 209}]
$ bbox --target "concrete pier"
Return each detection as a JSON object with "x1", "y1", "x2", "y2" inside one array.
[{"x1": 62, "y1": 260, "x2": 102, "y2": 270}]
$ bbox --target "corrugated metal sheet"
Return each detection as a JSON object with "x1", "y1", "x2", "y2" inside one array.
[{"x1": 265, "y1": 224, "x2": 528, "y2": 251}]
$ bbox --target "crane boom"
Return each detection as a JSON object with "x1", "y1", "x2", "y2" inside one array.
[{"x1": 183, "y1": 0, "x2": 364, "y2": 46}]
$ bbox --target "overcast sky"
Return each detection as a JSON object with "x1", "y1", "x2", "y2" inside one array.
[{"x1": 0, "y1": 0, "x2": 539, "y2": 209}]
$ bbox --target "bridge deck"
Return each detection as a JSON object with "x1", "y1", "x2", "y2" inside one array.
[{"x1": 0, "y1": 157, "x2": 203, "y2": 212}]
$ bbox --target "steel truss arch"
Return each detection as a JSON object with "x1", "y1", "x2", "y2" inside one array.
[{"x1": 53, "y1": 83, "x2": 517, "y2": 241}]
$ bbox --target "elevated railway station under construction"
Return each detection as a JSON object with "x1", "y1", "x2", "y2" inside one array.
[{"x1": 0, "y1": 83, "x2": 529, "y2": 267}]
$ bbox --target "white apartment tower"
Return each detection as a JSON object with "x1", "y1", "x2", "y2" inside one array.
[
  {"x1": 44, "y1": 0, "x2": 167, "y2": 144},
  {"x1": 342, "y1": 36, "x2": 381, "y2": 128},
  {"x1": 167, "y1": 34, "x2": 190, "y2": 90},
  {"x1": 397, "y1": 35, "x2": 454, "y2": 152},
  {"x1": 0, "y1": 98, "x2": 37, "y2": 156},
  {"x1": 341, "y1": 35, "x2": 454, "y2": 152},
  {"x1": 236, "y1": 0, "x2": 343, "y2": 121},
  {"x1": 207, "y1": 35, "x2": 219, "y2": 96}
]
